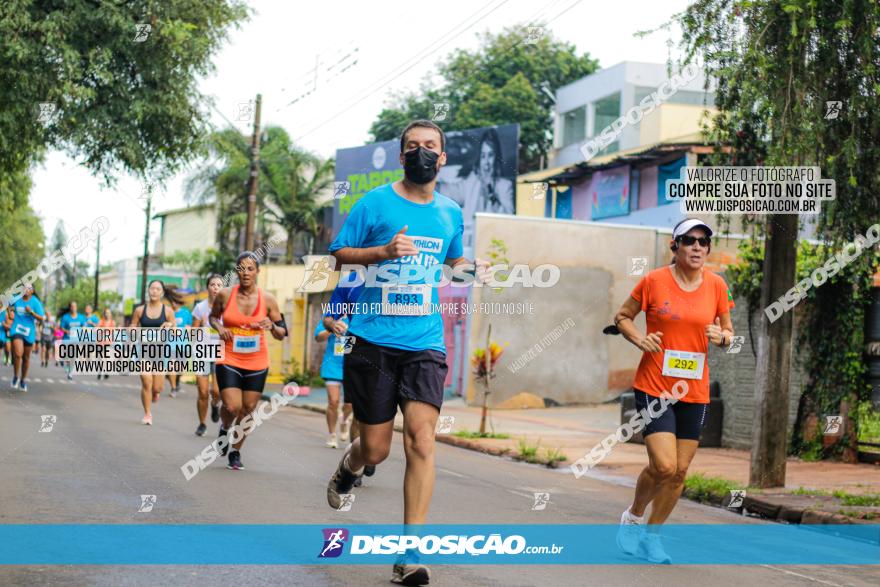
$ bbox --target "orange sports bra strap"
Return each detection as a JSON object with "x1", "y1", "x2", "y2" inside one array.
[{"x1": 224, "y1": 285, "x2": 239, "y2": 314}]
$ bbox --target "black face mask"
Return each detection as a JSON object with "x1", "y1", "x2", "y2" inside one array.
[{"x1": 403, "y1": 147, "x2": 440, "y2": 184}]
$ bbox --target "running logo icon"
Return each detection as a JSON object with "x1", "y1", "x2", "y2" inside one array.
[
  {"x1": 333, "y1": 181, "x2": 351, "y2": 200},
  {"x1": 298, "y1": 256, "x2": 336, "y2": 292},
  {"x1": 39, "y1": 415, "x2": 57, "y2": 433},
  {"x1": 336, "y1": 494, "x2": 355, "y2": 512},
  {"x1": 432, "y1": 102, "x2": 450, "y2": 122},
  {"x1": 437, "y1": 415, "x2": 455, "y2": 434},
  {"x1": 37, "y1": 102, "x2": 56, "y2": 124},
  {"x1": 628, "y1": 257, "x2": 648, "y2": 276},
  {"x1": 727, "y1": 335, "x2": 745, "y2": 354},
  {"x1": 531, "y1": 183, "x2": 547, "y2": 200},
  {"x1": 531, "y1": 492, "x2": 550, "y2": 511},
  {"x1": 728, "y1": 490, "x2": 746, "y2": 508},
  {"x1": 334, "y1": 335, "x2": 356, "y2": 356},
  {"x1": 319, "y1": 528, "x2": 349, "y2": 558},
  {"x1": 524, "y1": 26, "x2": 546, "y2": 44},
  {"x1": 824, "y1": 101, "x2": 842, "y2": 120},
  {"x1": 235, "y1": 101, "x2": 255, "y2": 122},
  {"x1": 138, "y1": 495, "x2": 157, "y2": 513},
  {"x1": 133, "y1": 23, "x2": 151, "y2": 42},
  {"x1": 824, "y1": 415, "x2": 843, "y2": 435}
]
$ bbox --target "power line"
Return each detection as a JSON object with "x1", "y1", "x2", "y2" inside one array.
[
  {"x1": 290, "y1": 0, "x2": 513, "y2": 141},
  {"x1": 292, "y1": 0, "x2": 583, "y2": 144}
]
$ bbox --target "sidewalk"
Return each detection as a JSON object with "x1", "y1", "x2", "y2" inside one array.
[{"x1": 267, "y1": 383, "x2": 880, "y2": 524}]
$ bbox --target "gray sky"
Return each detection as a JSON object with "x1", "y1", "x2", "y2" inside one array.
[{"x1": 29, "y1": 0, "x2": 689, "y2": 267}]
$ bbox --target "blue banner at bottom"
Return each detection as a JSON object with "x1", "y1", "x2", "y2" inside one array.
[{"x1": 0, "y1": 524, "x2": 877, "y2": 565}]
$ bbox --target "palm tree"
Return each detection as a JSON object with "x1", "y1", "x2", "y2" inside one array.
[{"x1": 185, "y1": 126, "x2": 335, "y2": 263}]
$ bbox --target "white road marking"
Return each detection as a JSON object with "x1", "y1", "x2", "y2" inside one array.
[
  {"x1": 438, "y1": 467, "x2": 466, "y2": 478},
  {"x1": 760, "y1": 565, "x2": 842, "y2": 586}
]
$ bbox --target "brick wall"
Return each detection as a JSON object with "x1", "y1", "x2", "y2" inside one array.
[{"x1": 707, "y1": 289, "x2": 809, "y2": 450}]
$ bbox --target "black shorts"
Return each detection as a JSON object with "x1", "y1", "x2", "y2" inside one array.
[
  {"x1": 634, "y1": 388, "x2": 708, "y2": 441},
  {"x1": 11, "y1": 334, "x2": 33, "y2": 347},
  {"x1": 343, "y1": 337, "x2": 448, "y2": 425},
  {"x1": 215, "y1": 364, "x2": 268, "y2": 393}
]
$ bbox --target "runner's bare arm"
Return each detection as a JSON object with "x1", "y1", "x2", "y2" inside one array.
[
  {"x1": 162, "y1": 306, "x2": 175, "y2": 328},
  {"x1": 315, "y1": 329, "x2": 331, "y2": 343},
  {"x1": 332, "y1": 225, "x2": 417, "y2": 264},
  {"x1": 264, "y1": 292, "x2": 286, "y2": 341},
  {"x1": 615, "y1": 296, "x2": 663, "y2": 353},
  {"x1": 707, "y1": 313, "x2": 735, "y2": 346},
  {"x1": 210, "y1": 289, "x2": 231, "y2": 341},
  {"x1": 130, "y1": 306, "x2": 142, "y2": 327}
]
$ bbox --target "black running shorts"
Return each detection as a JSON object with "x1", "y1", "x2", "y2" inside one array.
[
  {"x1": 343, "y1": 336, "x2": 448, "y2": 425},
  {"x1": 215, "y1": 364, "x2": 268, "y2": 393},
  {"x1": 634, "y1": 388, "x2": 708, "y2": 441}
]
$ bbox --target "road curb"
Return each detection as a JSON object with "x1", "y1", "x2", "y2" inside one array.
[{"x1": 282, "y1": 401, "x2": 870, "y2": 525}]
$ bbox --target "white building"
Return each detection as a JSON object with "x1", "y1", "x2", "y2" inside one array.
[{"x1": 551, "y1": 61, "x2": 715, "y2": 167}]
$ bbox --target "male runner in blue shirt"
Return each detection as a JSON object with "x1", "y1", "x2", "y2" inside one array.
[{"x1": 325, "y1": 120, "x2": 486, "y2": 586}]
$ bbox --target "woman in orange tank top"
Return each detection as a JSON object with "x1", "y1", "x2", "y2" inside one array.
[{"x1": 209, "y1": 251, "x2": 287, "y2": 471}]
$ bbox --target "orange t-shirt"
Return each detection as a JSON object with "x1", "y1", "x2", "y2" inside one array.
[
  {"x1": 218, "y1": 285, "x2": 269, "y2": 371},
  {"x1": 631, "y1": 266, "x2": 734, "y2": 404}
]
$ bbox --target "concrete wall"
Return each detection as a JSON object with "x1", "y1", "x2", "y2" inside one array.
[{"x1": 468, "y1": 213, "x2": 745, "y2": 407}]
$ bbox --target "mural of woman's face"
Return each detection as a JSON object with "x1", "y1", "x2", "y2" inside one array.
[{"x1": 479, "y1": 141, "x2": 496, "y2": 179}]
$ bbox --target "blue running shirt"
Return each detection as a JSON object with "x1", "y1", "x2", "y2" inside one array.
[{"x1": 329, "y1": 183, "x2": 463, "y2": 353}]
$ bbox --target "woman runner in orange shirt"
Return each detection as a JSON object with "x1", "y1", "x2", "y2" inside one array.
[
  {"x1": 209, "y1": 251, "x2": 287, "y2": 471},
  {"x1": 613, "y1": 218, "x2": 735, "y2": 564}
]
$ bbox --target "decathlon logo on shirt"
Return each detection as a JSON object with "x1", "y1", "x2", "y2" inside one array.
[{"x1": 411, "y1": 236, "x2": 443, "y2": 253}]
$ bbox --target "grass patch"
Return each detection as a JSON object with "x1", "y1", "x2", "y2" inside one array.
[
  {"x1": 451, "y1": 430, "x2": 511, "y2": 440},
  {"x1": 790, "y1": 487, "x2": 831, "y2": 497},
  {"x1": 839, "y1": 509, "x2": 880, "y2": 520},
  {"x1": 512, "y1": 438, "x2": 567, "y2": 467},
  {"x1": 516, "y1": 437, "x2": 541, "y2": 462},
  {"x1": 543, "y1": 446, "x2": 568, "y2": 466},
  {"x1": 832, "y1": 491, "x2": 880, "y2": 507},
  {"x1": 683, "y1": 473, "x2": 741, "y2": 504}
]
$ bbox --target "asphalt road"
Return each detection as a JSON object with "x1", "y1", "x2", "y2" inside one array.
[{"x1": 1, "y1": 361, "x2": 877, "y2": 586}]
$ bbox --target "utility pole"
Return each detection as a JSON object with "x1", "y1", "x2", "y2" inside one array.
[
  {"x1": 141, "y1": 192, "x2": 152, "y2": 305},
  {"x1": 244, "y1": 93, "x2": 262, "y2": 252},
  {"x1": 93, "y1": 233, "x2": 100, "y2": 309},
  {"x1": 750, "y1": 213, "x2": 798, "y2": 487}
]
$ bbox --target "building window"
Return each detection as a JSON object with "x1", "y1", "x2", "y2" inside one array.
[
  {"x1": 593, "y1": 92, "x2": 621, "y2": 134},
  {"x1": 634, "y1": 86, "x2": 715, "y2": 107},
  {"x1": 561, "y1": 105, "x2": 586, "y2": 146}
]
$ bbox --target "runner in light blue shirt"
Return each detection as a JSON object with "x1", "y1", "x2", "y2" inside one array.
[{"x1": 10, "y1": 285, "x2": 45, "y2": 391}]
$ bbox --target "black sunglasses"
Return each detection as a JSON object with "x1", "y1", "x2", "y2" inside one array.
[{"x1": 677, "y1": 235, "x2": 711, "y2": 247}]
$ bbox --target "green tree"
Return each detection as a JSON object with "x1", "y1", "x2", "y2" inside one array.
[
  {"x1": 675, "y1": 0, "x2": 880, "y2": 480},
  {"x1": 368, "y1": 26, "x2": 599, "y2": 172},
  {"x1": 0, "y1": 204, "x2": 45, "y2": 293},
  {"x1": 49, "y1": 277, "x2": 121, "y2": 317},
  {"x1": 185, "y1": 126, "x2": 334, "y2": 263},
  {"x1": 0, "y1": 0, "x2": 249, "y2": 187},
  {"x1": 259, "y1": 128, "x2": 334, "y2": 261}
]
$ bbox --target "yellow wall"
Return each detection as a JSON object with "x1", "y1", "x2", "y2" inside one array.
[
  {"x1": 256, "y1": 264, "x2": 330, "y2": 383},
  {"x1": 639, "y1": 103, "x2": 715, "y2": 146},
  {"x1": 158, "y1": 208, "x2": 217, "y2": 255}
]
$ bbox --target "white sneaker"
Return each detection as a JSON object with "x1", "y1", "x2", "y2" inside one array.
[
  {"x1": 637, "y1": 532, "x2": 671, "y2": 564},
  {"x1": 339, "y1": 420, "x2": 351, "y2": 443},
  {"x1": 616, "y1": 508, "x2": 644, "y2": 555},
  {"x1": 325, "y1": 433, "x2": 338, "y2": 449}
]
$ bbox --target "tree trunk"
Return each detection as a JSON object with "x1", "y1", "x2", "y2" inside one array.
[
  {"x1": 286, "y1": 230, "x2": 294, "y2": 264},
  {"x1": 750, "y1": 214, "x2": 798, "y2": 487},
  {"x1": 479, "y1": 324, "x2": 492, "y2": 435}
]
